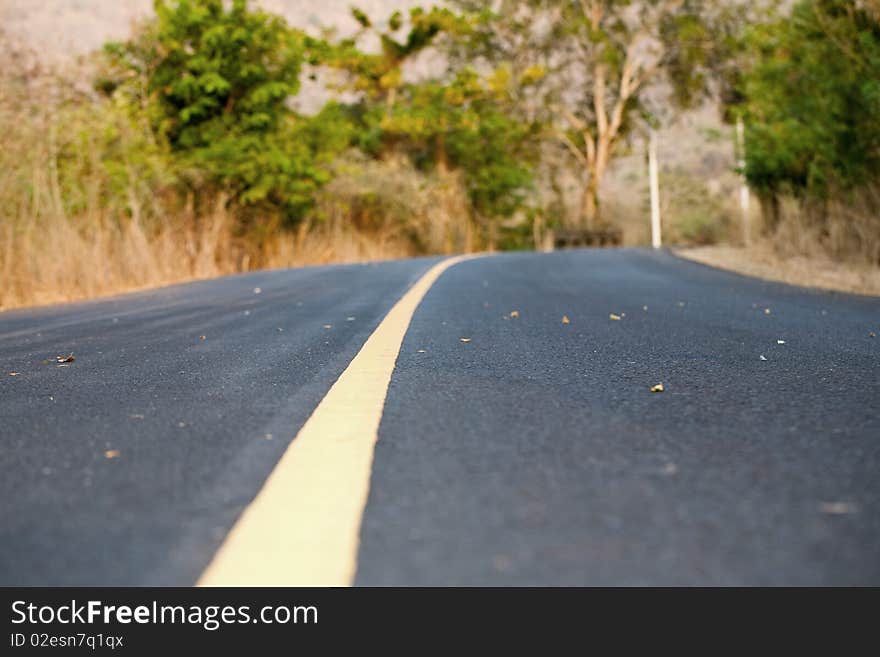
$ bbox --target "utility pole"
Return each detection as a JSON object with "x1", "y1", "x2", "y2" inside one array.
[
  {"x1": 736, "y1": 116, "x2": 750, "y2": 246},
  {"x1": 648, "y1": 128, "x2": 662, "y2": 249}
]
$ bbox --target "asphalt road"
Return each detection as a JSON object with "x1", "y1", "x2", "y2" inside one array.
[{"x1": 1, "y1": 249, "x2": 878, "y2": 585}]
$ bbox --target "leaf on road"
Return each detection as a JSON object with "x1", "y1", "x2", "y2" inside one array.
[
  {"x1": 199, "y1": 335, "x2": 207, "y2": 341},
  {"x1": 510, "y1": 310, "x2": 519, "y2": 318},
  {"x1": 870, "y1": 332, "x2": 876, "y2": 338},
  {"x1": 820, "y1": 502, "x2": 858, "y2": 515},
  {"x1": 56, "y1": 353, "x2": 75, "y2": 363},
  {"x1": 760, "y1": 355, "x2": 768, "y2": 361},
  {"x1": 562, "y1": 315, "x2": 570, "y2": 324},
  {"x1": 651, "y1": 383, "x2": 664, "y2": 393},
  {"x1": 459, "y1": 337, "x2": 472, "y2": 343},
  {"x1": 104, "y1": 450, "x2": 120, "y2": 459},
  {"x1": 609, "y1": 313, "x2": 622, "y2": 321}
]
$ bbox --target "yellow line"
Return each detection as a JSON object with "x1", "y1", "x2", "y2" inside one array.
[{"x1": 198, "y1": 255, "x2": 475, "y2": 586}]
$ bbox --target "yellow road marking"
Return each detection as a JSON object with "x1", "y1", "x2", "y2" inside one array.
[{"x1": 198, "y1": 255, "x2": 475, "y2": 586}]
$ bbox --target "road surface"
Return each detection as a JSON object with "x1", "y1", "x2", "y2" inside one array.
[{"x1": 1, "y1": 249, "x2": 878, "y2": 585}]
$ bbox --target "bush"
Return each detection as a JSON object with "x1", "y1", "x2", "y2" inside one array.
[
  {"x1": 660, "y1": 171, "x2": 732, "y2": 246},
  {"x1": 102, "y1": 0, "x2": 327, "y2": 220}
]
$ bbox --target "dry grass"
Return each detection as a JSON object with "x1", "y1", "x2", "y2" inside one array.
[
  {"x1": 0, "y1": 36, "x2": 474, "y2": 312},
  {"x1": 675, "y1": 244, "x2": 880, "y2": 296},
  {"x1": 678, "y1": 188, "x2": 880, "y2": 296},
  {"x1": 0, "y1": 209, "x2": 419, "y2": 311}
]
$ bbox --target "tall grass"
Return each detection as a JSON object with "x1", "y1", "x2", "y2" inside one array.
[
  {"x1": 0, "y1": 41, "x2": 475, "y2": 311},
  {"x1": 765, "y1": 189, "x2": 880, "y2": 267}
]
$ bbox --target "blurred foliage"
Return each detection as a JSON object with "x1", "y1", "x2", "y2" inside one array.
[
  {"x1": 310, "y1": 7, "x2": 540, "y2": 245},
  {"x1": 450, "y1": 0, "x2": 728, "y2": 228},
  {"x1": 7, "y1": 0, "x2": 880, "y2": 271},
  {"x1": 101, "y1": 0, "x2": 343, "y2": 219},
  {"x1": 740, "y1": 0, "x2": 880, "y2": 203},
  {"x1": 660, "y1": 172, "x2": 732, "y2": 245}
]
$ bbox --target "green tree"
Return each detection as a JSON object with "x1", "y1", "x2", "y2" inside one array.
[
  {"x1": 314, "y1": 7, "x2": 465, "y2": 111},
  {"x1": 740, "y1": 0, "x2": 880, "y2": 213},
  {"x1": 318, "y1": 7, "x2": 539, "y2": 242},
  {"x1": 453, "y1": 0, "x2": 726, "y2": 229},
  {"x1": 103, "y1": 0, "x2": 327, "y2": 219},
  {"x1": 379, "y1": 68, "x2": 538, "y2": 218}
]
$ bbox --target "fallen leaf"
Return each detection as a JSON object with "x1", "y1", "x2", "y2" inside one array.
[
  {"x1": 777, "y1": 339, "x2": 785, "y2": 345},
  {"x1": 9, "y1": 372, "x2": 19, "y2": 377},
  {"x1": 104, "y1": 450, "x2": 120, "y2": 459},
  {"x1": 56, "y1": 353, "x2": 75, "y2": 363},
  {"x1": 651, "y1": 383, "x2": 664, "y2": 393},
  {"x1": 820, "y1": 502, "x2": 858, "y2": 515},
  {"x1": 460, "y1": 337, "x2": 472, "y2": 343},
  {"x1": 199, "y1": 335, "x2": 207, "y2": 341},
  {"x1": 870, "y1": 332, "x2": 876, "y2": 338},
  {"x1": 510, "y1": 310, "x2": 519, "y2": 318},
  {"x1": 609, "y1": 313, "x2": 622, "y2": 321},
  {"x1": 562, "y1": 315, "x2": 570, "y2": 324},
  {"x1": 760, "y1": 355, "x2": 767, "y2": 361}
]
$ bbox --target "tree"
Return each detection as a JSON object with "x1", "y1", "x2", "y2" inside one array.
[
  {"x1": 316, "y1": 7, "x2": 539, "y2": 243},
  {"x1": 454, "y1": 0, "x2": 722, "y2": 229},
  {"x1": 314, "y1": 7, "x2": 465, "y2": 108},
  {"x1": 380, "y1": 68, "x2": 538, "y2": 218},
  {"x1": 740, "y1": 0, "x2": 880, "y2": 208},
  {"x1": 103, "y1": 0, "x2": 327, "y2": 219}
]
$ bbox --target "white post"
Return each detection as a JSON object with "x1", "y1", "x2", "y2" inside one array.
[
  {"x1": 648, "y1": 128, "x2": 662, "y2": 249},
  {"x1": 736, "y1": 116, "x2": 750, "y2": 246}
]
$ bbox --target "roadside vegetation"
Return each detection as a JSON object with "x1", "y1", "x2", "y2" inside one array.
[{"x1": 1, "y1": 0, "x2": 878, "y2": 309}]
